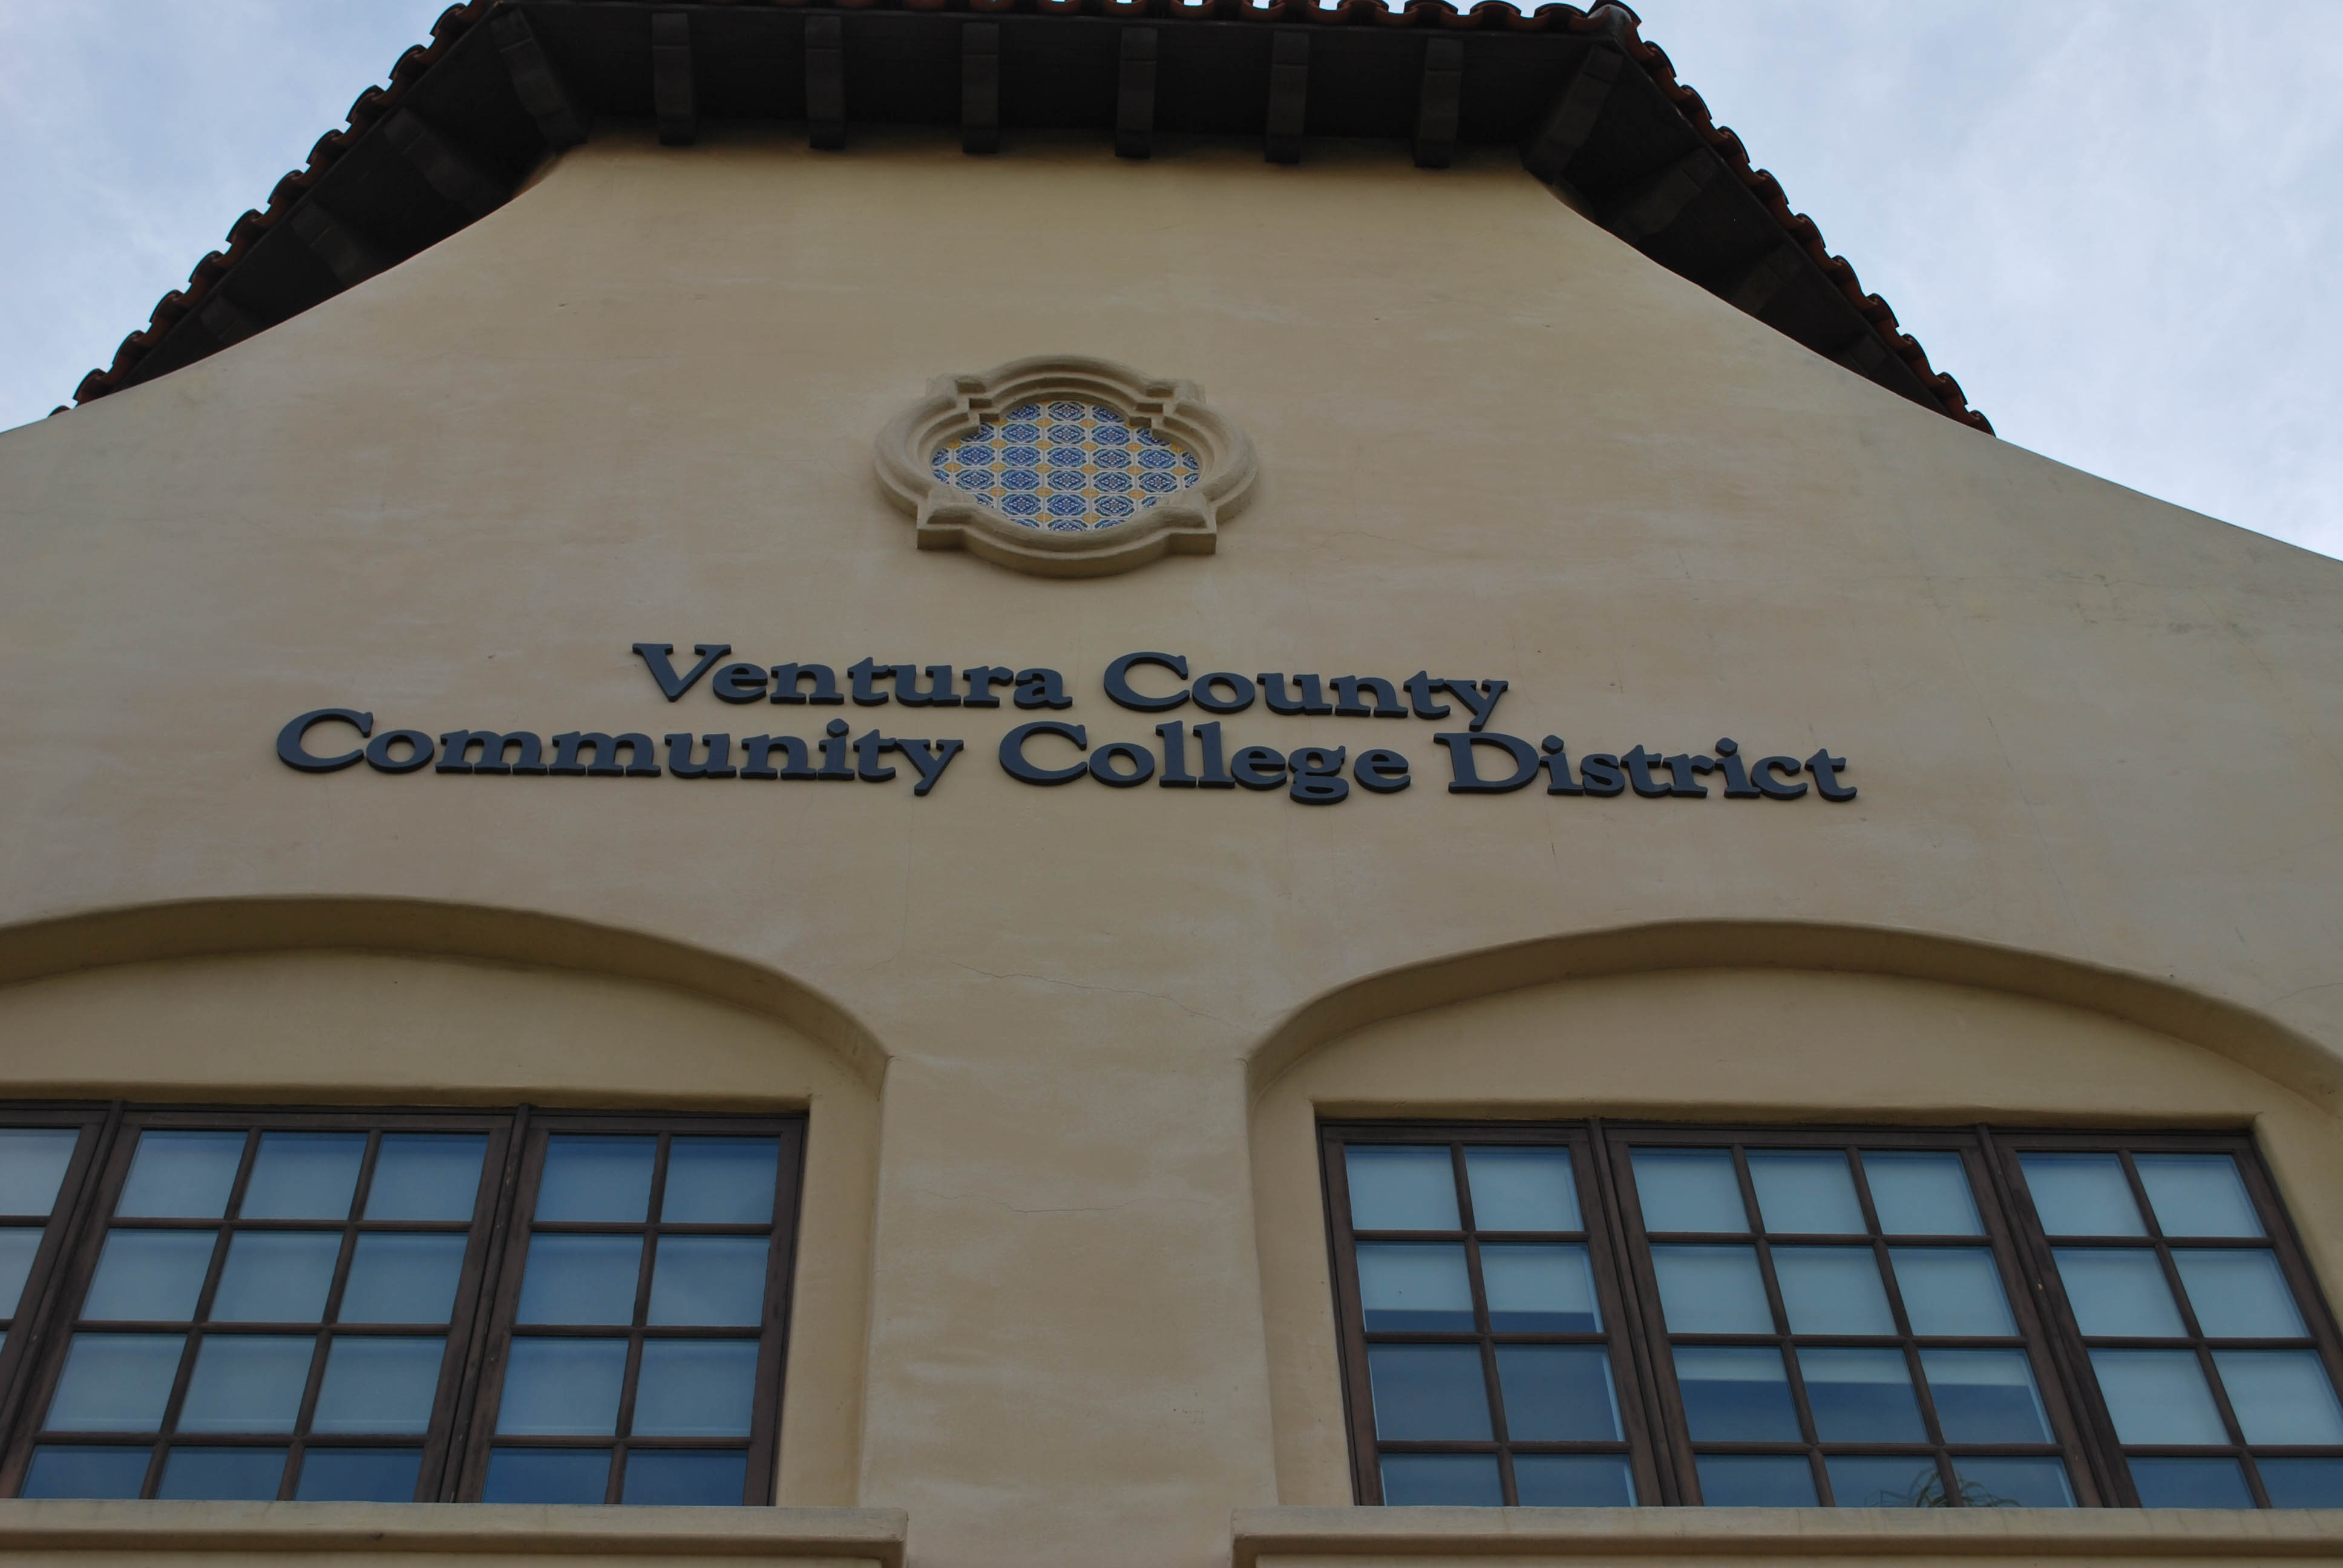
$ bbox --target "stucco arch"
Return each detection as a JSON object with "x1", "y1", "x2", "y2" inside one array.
[
  {"x1": 1244, "y1": 921, "x2": 2343, "y2": 1506},
  {"x1": 0, "y1": 895, "x2": 885, "y2": 1091},
  {"x1": 1250, "y1": 920, "x2": 2341, "y2": 1116},
  {"x1": 0, "y1": 896, "x2": 885, "y2": 1508}
]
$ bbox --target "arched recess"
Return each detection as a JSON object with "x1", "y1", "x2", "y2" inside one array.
[
  {"x1": 0, "y1": 896, "x2": 886, "y2": 1508},
  {"x1": 1244, "y1": 920, "x2": 2343, "y2": 1507}
]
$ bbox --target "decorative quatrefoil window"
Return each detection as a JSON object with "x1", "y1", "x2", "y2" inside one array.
[{"x1": 876, "y1": 355, "x2": 1257, "y2": 577}]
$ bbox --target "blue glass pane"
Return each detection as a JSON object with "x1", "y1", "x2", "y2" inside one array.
[
  {"x1": 632, "y1": 1339, "x2": 758, "y2": 1437},
  {"x1": 1950, "y1": 1457, "x2": 2074, "y2": 1508},
  {"x1": 22, "y1": 1445, "x2": 151, "y2": 1498},
  {"x1": 365, "y1": 1134, "x2": 487, "y2": 1221},
  {"x1": 296, "y1": 1448, "x2": 424, "y2": 1502},
  {"x1": 1800, "y1": 1348, "x2": 1925, "y2": 1442},
  {"x1": 82, "y1": 1230, "x2": 214, "y2": 1321},
  {"x1": 1380, "y1": 1453, "x2": 1501, "y2": 1506},
  {"x1": 1345, "y1": 1148, "x2": 1459, "y2": 1230},
  {"x1": 1481, "y1": 1244, "x2": 1599, "y2": 1332},
  {"x1": 1774, "y1": 1246, "x2": 1895, "y2": 1335},
  {"x1": 1366, "y1": 1345, "x2": 1491, "y2": 1440},
  {"x1": 623, "y1": 1450, "x2": 749, "y2": 1506},
  {"x1": 1463, "y1": 1149, "x2": 1579, "y2": 1231},
  {"x1": 536, "y1": 1136, "x2": 656, "y2": 1223},
  {"x1": 1513, "y1": 1455, "x2": 1634, "y2": 1506},
  {"x1": 1861, "y1": 1152, "x2": 1983, "y2": 1236},
  {"x1": 2089, "y1": 1349, "x2": 2227, "y2": 1444},
  {"x1": 1919, "y1": 1350, "x2": 2051, "y2": 1443},
  {"x1": 311, "y1": 1336, "x2": 445, "y2": 1434},
  {"x1": 1495, "y1": 1346, "x2": 1620, "y2": 1440},
  {"x1": 1889, "y1": 1249, "x2": 2016, "y2": 1336},
  {"x1": 2212, "y1": 1350, "x2": 2343, "y2": 1444},
  {"x1": 1748, "y1": 1151, "x2": 1865, "y2": 1234},
  {"x1": 342, "y1": 1233, "x2": 467, "y2": 1324},
  {"x1": 517, "y1": 1235, "x2": 644, "y2": 1325},
  {"x1": 2019, "y1": 1154, "x2": 2144, "y2": 1237},
  {"x1": 0, "y1": 1129, "x2": 80, "y2": 1216},
  {"x1": 0, "y1": 1226, "x2": 41, "y2": 1316},
  {"x1": 482, "y1": 1447, "x2": 611, "y2": 1504},
  {"x1": 117, "y1": 1131, "x2": 244, "y2": 1219},
  {"x1": 1674, "y1": 1347, "x2": 1801, "y2": 1442},
  {"x1": 211, "y1": 1232, "x2": 340, "y2": 1322},
  {"x1": 1357, "y1": 1244, "x2": 1473, "y2": 1332},
  {"x1": 178, "y1": 1334, "x2": 315, "y2": 1432},
  {"x1": 2054, "y1": 1249, "x2": 2184, "y2": 1337},
  {"x1": 2129, "y1": 1457, "x2": 2253, "y2": 1509},
  {"x1": 241, "y1": 1133, "x2": 365, "y2": 1220},
  {"x1": 2135, "y1": 1155, "x2": 2261, "y2": 1238},
  {"x1": 497, "y1": 1338, "x2": 627, "y2": 1435},
  {"x1": 2259, "y1": 1458, "x2": 2343, "y2": 1508},
  {"x1": 660, "y1": 1137, "x2": 779, "y2": 1224},
  {"x1": 157, "y1": 1446, "x2": 286, "y2": 1500},
  {"x1": 1631, "y1": 1149, "x2": 1746, "y2": 1233},
  {"x1": 46, "y1": 1333, "x2": 184, "y2": 1430},
  {"x1": 1827, "y1": 1455, "x2": 1943, "y2": 1507},
  {"x1": 1651, "y1": 1245, "x2": 1772, "y2": 1333},
  {"x1": 1696, "y1": 1454, "x2": 1817, "y2": 1506},
  {"x1": 2172, "y1": 1250, "x2": 2304, "y2": 1339},
  {"x1": 647, "y1": 1236, "x2": 768, "y2": 1327}
]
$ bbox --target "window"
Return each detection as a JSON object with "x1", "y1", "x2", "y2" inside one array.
[
  {"x1": 0, "y1": 1108, "x2": 802, "y2": 1505},
  {"x1": 1322, "y1": 1124, "x2": 2343, "y2": 1509},
  {"x1": 930, "y1": 399, "x2": 1203, "y2": 533}
]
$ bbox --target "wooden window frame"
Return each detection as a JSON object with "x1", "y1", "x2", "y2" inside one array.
[
  {"x1": 0, "y1": 1108, "x2": 113, "y2": 1466},
  {"x1": 457, "y1": 1112, "x2": 806, "y2": 1506},
  {"x1": 1319, "y1": 1121, "x2": 1660, "y2": 1507},
  {"x1": 0, "y1": 1105, "x2": 805, "y2": 1506},
  {"x1": 1994, "y1": 1129, "x2": 2343, "y2": 1509},
  {"x1": 1322, "y1": 1121, "x2": 2343, "y2": 1510}
]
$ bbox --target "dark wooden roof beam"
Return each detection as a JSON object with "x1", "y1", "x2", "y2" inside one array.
[
  {"x1": 287, "y1": 203, "x2": 390, "y2": 290},
  {"x1": 652, "y1": 11, "x2": 697, "y2": 146},
  {"x1": 963, "y1": 24, "x2": 1001, "y2": 155},
  {"x1": 382, "y1": 110, "x2": 506, "y2": 221},
  {"x1": 807, "y1": 16, "x2": 846, "y2": 151},
  {"x1": 1725, "y1": 241, "x2": 1803, "y2": 319},
  {"x1": 1832, "y1": 330, "x2": 1892, "y2": 378},
  {"x1": 1519, "y1": 44, "x2": 1620, "y2": 185},
  {"x1": 196, "y1": 292, "x2": 262, "y2": 350},
  {"x1": 1265, "y1": 32, "x2": 1308, "y2": 165},
  {"x1": 1116, "y1": 28, "x2": 1156, "y2": 161},
  {"x1": 1411, "y1": 37, "x2": 1463, "y2": 171},
  {"x1": 1602, "y1": 148, "x2": 1714, "y2": 246},
  {"x1": 490, "y1": 10, "x2": 587, "y2": 151}
]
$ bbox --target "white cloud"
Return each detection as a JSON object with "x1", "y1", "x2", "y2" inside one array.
[
  {"x1": 0, "y1": 1, "x2": 445, "y2": 426},
  {"x1": 1631, "y1": 0, "x2": 2343, "y2": 557}
]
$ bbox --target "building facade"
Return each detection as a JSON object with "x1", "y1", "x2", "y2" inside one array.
[{"x1": 2, "y1": 4, "x2": 2341, "y2": 1567}]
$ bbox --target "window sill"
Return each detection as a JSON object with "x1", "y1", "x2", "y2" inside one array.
[
  {"x1": 0, "y1": 1501, "x2": 905, "y2": 1564},
  {"x1": 1233, "y1": 1506, "x2": 2343, "y2": 1566}
]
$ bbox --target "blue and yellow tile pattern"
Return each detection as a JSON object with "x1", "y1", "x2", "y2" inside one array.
[{"x1": 931, "y1": 399, "x2": 1202, "y2": 532}]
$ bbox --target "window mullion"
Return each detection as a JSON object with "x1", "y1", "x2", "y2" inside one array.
[
  {"x1": 441, "y1": 1104, "x2": 534, "y2": 1502},
  {"x1": 1974, "y1": 1125, "x2": 2129, "y2": 1507},
  {"x1": 1317, "y1": 1124, "x2": 1383, "y2": 1505},
  {"x1": 0, "y1": 1107, "x2": 118, "y2": 1489},
  {"x1": 1605, "y1": 1127, "x2": 1700, "y2": 1504},
  {"x1": 1582, "y1": 1120, "x2": 1676, "y2": 1507}
]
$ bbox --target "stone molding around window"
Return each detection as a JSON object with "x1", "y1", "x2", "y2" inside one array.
[{"x1": 874, "y1": 356, "x2": 1258, "y2": 578}]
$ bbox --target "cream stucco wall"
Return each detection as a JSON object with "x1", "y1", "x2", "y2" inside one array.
[{"x1": 2, "y1": 127, "x2": 2342, "y2": 1568}]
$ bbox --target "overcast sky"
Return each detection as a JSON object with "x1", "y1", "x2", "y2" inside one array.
[{"x1": 4, "y1": 2, "x2": 2338, "y2": 558}]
